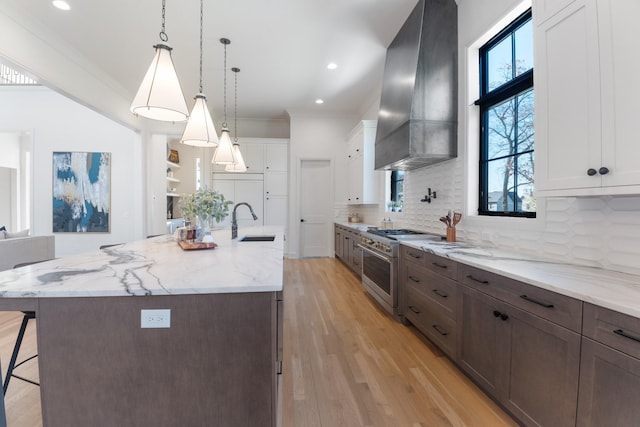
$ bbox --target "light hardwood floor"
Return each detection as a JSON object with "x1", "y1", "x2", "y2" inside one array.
[
  {"x1": 281, "y1": 258, "x2": 516, "y2": 427},
  {"x1": 0, "y1": 258, "x2": 517, "y2": 426}
]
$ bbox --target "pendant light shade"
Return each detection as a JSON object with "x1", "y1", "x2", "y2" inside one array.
[
  {"x1": 211, "y1": 127, "x2": 236, "y2": 164},
  {"x1": 226, "y1": 143, "x2": 247, "y2": 171},
  {"x1": 181, "y1": 94, "x2": 218, "y2": 146},
  {"x1": 212, "y1": 38, "x2": 237, "y2": 165},
  {"x1": 226, "y1": 67, "x2": 247, "y2": 172},
  {"x1": 131, "y1": 0, "x2": 188, "y2": 122},
  {"x1": 181, "y1": 0, "x2": 217, "y2": 146},
  {"x1": 131, "y1": 43, "x2": 189, "y2": 122}
]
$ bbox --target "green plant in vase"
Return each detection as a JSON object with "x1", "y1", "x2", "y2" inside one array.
[{"x1": 180, "y1": 188, "x2": 233, "y2": 241}]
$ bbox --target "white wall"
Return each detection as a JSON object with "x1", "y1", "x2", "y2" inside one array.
[
  {"x1": 351, "y1": 0, "x2": 640, "y2": 276},
  {"x1": 288, "y1": 113, "x2": 358, "y2": 258},
  {"x1": 0, "y1": 86, "x2": 143, "y2": 257},
  {"x1": 0, "y1": 167, "x2": 12, "y2": 228}
]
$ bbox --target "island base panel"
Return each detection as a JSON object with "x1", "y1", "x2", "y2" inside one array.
[{"x1": 36, "y1": 292, "x2": 277, "y2": 427}]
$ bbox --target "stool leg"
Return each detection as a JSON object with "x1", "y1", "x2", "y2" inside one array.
[{"x1": 3, "y1": 315, "x2": 30, "y2": 396}]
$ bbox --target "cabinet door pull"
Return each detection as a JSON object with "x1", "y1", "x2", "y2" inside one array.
[
  {"x1": 520, "y1": 294, "x2": 554, "y2": 309},
  {"x1": 467, "y1": 275, "x2": 489, "y2": 284},
  {"x1": 493, "y1": 310, "x2": 508, "y2": 321},
  {"x1": 598, "y1": 166, "x2": 610, "y2": 175},
  {"x1": 432, "y1": 289, "x2": 448, "y2": 299},
  {"x1": 408, "y1": 275, "x2": 420, "y2": 283},
  {"x1": 432, "y1": 262, "x2": 448, "y2": 269},
  {"x1": 614, "y1": 329, "x2": 640, "y2": 344},
  {"x1": 432, "y1": 325, "x2": 448, "y2": 336},
  {"x1": 409, "y1": 305, "x2": 421, "y2": 314},
  {"x1": 409, "y1": 252, "x2": 422, "y2": 259},
  {"x1": 587, "y1": 168, "x2": 597, "y2": 176}
]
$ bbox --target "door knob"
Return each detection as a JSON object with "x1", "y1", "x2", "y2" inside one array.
[{"x1": 300, "y1": 219, "x2": 305, "y2": 222}]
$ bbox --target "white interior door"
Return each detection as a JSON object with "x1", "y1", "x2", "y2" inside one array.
[{"x1": 299, "y1": 159, "x2": 332, "y2": 258}]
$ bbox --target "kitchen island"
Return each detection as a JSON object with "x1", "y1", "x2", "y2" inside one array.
[{"x1": 0, "y1": 226, "x2": 284, "y2": 427}]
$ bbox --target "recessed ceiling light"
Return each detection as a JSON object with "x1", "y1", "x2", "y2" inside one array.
[
  {"x1": 315, "y1": 99, "x2": 324, "y2": 104},
  {"x1": 327, "y1": 63, "x2": 338, "y2": 70},
  {"x1": 52, "y1": 1, "x2": 71, "y2": 11}
]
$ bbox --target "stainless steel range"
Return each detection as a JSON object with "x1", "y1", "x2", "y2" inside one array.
[{"x1": 358, "y1": 228, "x2": 436, "y2": 316}]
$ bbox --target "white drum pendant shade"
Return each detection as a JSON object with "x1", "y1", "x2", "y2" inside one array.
[
  {"x1": 181, "y1": 94, "x2": 218, "y2": 147},
  {"x1": 225, "y1": 143, "x2": 247, "y2": 172},
  {"x1": 130, "y1": 43, "x2": 189, "y2": 122},
  {"x1": 211, "y1": 128, "x2": 237, "y2": 164}
]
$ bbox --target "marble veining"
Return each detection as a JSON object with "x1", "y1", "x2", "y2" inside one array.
[
  {"x1": 401, "y1": 238, "x2": 640, "y2": 319},
  {"x1": 0, "y1": 226, "x2": 285, "y2": 299}
]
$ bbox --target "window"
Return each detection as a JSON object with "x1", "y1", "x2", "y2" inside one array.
[
  {"x1": 389, "y1": 171, "x2": 404, "y2": 212},
  {"x1": 477, "y1": 9, "x2": 535, "y2": 217}
]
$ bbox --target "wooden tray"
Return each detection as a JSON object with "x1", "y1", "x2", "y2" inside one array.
[{"x1": 177, "y1": 240, "x2": 218, "y2": 251}]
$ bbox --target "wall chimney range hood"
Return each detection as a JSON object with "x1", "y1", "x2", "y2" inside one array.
[{"x1": 375, "y1": 0, "x2": 458, "y2": 171}]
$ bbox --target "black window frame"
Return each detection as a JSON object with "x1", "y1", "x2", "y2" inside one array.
[{"x1": 476, "y1": 9, "x2": 535, "y2": 218}]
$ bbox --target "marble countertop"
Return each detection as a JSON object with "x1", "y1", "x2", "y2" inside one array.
[
  {"x1": 0, "y1": 226, "x2": 285, "y2": 298},
  {"x1": 334, "y1": 221, "x2": 375, "y2": 232},
  {"x1": 400, "y1": 239, "x2": 640, "y2": 319}
]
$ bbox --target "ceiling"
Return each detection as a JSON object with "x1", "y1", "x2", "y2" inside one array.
[{"x1": 2, "y1": 0, "x2": 420, "y2": 122}]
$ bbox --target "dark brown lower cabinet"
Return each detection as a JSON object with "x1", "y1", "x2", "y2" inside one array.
[
  {"x1": 334, "y1": 225, "x2": 344, "y2": 259},
  {"x1": 334, "y1": 224, "x2": 361, "y2": 277},
  {"x1": 577, "y1": 337, "x2": 640, "y2": 426},
  {"x1": 457, "y1": 285, "x2": 580, "y2": 427},
  {"x1": 578, "y1": 303, "x2": 640, "y2": 426}
]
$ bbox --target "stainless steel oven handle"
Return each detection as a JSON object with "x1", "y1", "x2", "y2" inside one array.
[{"x1": 358, "y1": 244, "x2": 392, "y2": 263}]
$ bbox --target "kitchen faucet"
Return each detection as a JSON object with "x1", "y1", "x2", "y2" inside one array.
[{"x1": 231, "y1": 202, "x2": 258, "y2": 239}]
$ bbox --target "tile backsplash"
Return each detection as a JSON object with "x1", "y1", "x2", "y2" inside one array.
[{"x1": 342, "y1": 159, "x2": 640, "y2": 276}]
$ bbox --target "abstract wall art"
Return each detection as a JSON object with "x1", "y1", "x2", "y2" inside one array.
[{"x1": 52, "y1": 152, "x2": 111, "y2": 233}]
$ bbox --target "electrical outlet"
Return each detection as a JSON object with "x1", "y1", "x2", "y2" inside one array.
[{"x1": 141, "y1": 309, "x2": 171, "y2": 328}]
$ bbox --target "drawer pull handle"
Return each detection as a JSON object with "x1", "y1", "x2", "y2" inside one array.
[
  {"x1": 432, "y1": 262, "x2": 448, "y2": 269},
  {"x1": 467, "y1": 275, "x2": 489, "y2": 284},
  {"x1": 614, "y1": 329, "x2": 640, "y2": 344},
  {"x1": 432, "y1": 289, "x2": 448, "y2": 299},
  {"x1": 520, "y1": 295, "x2": 554, "y2": 309},
  {"x1": 409, "y1": 305, "x2": 421, "y2": 314},
  {"x1": 432, "y1": 325, "x2": 448, "y2": 336},
  {"x1": 409, "y1": 253, "x2": 422, "y2": 259},
  {"x1": 408, "y1": 275, "x2": 421, "y2": 283}
]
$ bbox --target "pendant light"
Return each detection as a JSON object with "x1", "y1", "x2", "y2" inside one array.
[
  {"x1": 211, "y1": 38, "x2": 237, "y2": 165},
  {"x1": 130, "y1": 0, "x2": 188, "y2": 122},
  {"x1": 180, "y1": 0, "x2": 218, "y2": 147},
  {"x1": 226, "y1": 67, "x2": 247, "y2": 172}
]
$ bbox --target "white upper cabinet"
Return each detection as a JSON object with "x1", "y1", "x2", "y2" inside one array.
[
  {"x1": 535, "y1": 0, "x2": 640, "y2": 196},
  {"x1": 346, "y1": 120, "x2": 380, "y2": 204},
  {"x1": 212, "y1": 141, "x2": 265, "y2": 173},
  {"x1": 264, "y1": 143, "x2": 288, "y2": 172},
  {"x1": 240, "y1": 142, "x2": 265, "y2": 173}
]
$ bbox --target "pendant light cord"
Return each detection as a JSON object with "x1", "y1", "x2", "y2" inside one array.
[
  {"x1": 234, "y1": 68, "x2": 238, "y2": 142},
  {"x1": 223, "y1": 42, "x2": 228, "y2": 127},
  {"x1": 198, "y1": 0, "x2": 203, "y2": 93},
  {"x1": 159, "y1": 0, "x2": 168, "y2": 42}
]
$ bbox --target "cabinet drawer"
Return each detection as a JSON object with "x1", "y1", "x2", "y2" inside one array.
[
  {"x1": 406, "y1": 284, "x2": 456, "y2": 359},
  {"x1": 406, "y1": 263, "x2": 457, "y2": 316},
  {"x1": 401, "y1": 246, "x2": 457, "y2": 280},
  {"x1": 458, "y1": 264, "x2": 582, "y2": 332},
  {"x1": 583, "y1": 303, "x2": 640, "y2": 359}
]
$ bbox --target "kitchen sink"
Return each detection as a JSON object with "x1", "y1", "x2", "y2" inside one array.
[{"x1": 239, "y1": 235, "x2": 276, "y2": 242}]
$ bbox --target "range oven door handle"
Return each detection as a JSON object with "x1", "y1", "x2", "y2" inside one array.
[{"x1": 358, "y1": 244, "x2": 392, "y2": 263}]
